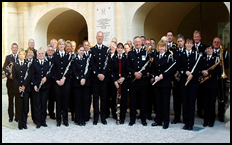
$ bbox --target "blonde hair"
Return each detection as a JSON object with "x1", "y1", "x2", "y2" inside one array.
[
  {"x1": 57, "y1": 39, "x2": 66, "y2": 46},
  {"x1": 65, "y1": 40, "x2": 72, "y2": 47},
  {"x1": 18, "y1": 48, "x2": 26, "y2": 56},
  {"x1": 156, "y1": 39, "x2": 167, "y2": 52}
]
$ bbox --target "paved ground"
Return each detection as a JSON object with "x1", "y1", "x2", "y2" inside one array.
[{"x1": 2, "y1": 78, "x2": 230, "y2": 143}]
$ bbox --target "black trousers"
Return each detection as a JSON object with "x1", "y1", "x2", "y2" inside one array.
[
  {"x1": 73, "y1": 86, "x2": 90, "y2": 124},
  {"x1": 106, "y1": 80, "x2": 117, "y2": 118},
  {"x1": 92, "y1": 82, "x2": 107, "y2": 122},
  {"x1": 217, "y1": 78, "x2": 227, "y2": 119},
  {"x1": 197, "y1": 85, "x2": 204, "y2": 116},
  {"x1": 22, "y1": 91, "x2": 31, "y2": 126},
  {"x1": 181, "y1": 83, "x2": 198, "y2": 127},
  {"x1": 55, "y1": 83, "x2": 70, "y2": 124},
  {"x1": 6, "y1": 80, "x2": 20, "y2": 120},
  {"x1": 147, "y1": 84, "x2": 155, "y2": 117},
  {"x1": 203, "y1": 87, "x2": 217, "y2": 125},
  {"x1": 33, "y1": 88, "x2": 49, "y2": 125},
  {"x1": 154, "y1": 87, "x2": 171, "y2": 126},
  {"x1": 112, "y1": 84, "x2": 127, "y2": 122},
  {"x1": 47, "y1": 81, "x2": 56, "y2": 117},
  {"x1": 172, "y1": 82, "x2": 182, "y2": 121},
  {"x1": 129, "y1": 86, "x2": 148, "y2": 123}
]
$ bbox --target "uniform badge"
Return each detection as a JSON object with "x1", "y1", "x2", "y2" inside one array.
[{"x1": 142, "y1": 55, "x2": 146, "y2": 61}]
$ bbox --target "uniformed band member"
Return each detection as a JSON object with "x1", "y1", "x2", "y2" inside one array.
[
  {"x1": 45, "y1": 44, "x2": 56, "y2": 119},
  {"x1": 192, "y1": 30, "x2": 207, "y2": 119},
  {"x1": 127, "y1": 36, "x2": 150, "y2": 126},
  {"x1": 12, "y1": 49, "x2": 31, "y2": 130},
  {"x1": 171, "y1": 34, "x2": 186, "y2": 124},
  {"x1": 179, "y1": 39, "x2": 202, "y2": 130},
  {"x1": 167, "y1": 30, "x2": 178, "y2": 51},
  {"x1": 90, "y1": 31, "x2": 111, "y2": 125},
  {"x1": 83, "y1": 40, "x2": 92, "y2": 121},
  {"x1": 212, "y1": 37, "x2": 230, "y2": 122},
  {"x1": 111, "y1": 42, "x2": 128, "y2": 124},
  {"x1": 150, "y1": 39, "x2": 176, "y2": 129},
  {"x1": 53, "y1": 38, "x2": 72, "y2": 127},
  {"x1": 25, "y1": 47, "x2": 36, "y2": 124},
  {"x1": 200, "y1": 45, "x2": 221, "y2": 127},
  {"x1": 3, "y1": 43, "x2": 20, "y2": 123},
  {"x1": 72, "y1": 45, "x2": 91, "y2": 126},
  {"x1": 31, "y1": 47, "x2": 52, "y2": 128},
  {"x1": 106, "y1": 41, "x2": 117, "y2": 119}
]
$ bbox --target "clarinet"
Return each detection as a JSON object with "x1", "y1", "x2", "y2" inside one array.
[
  {"x1": 37, "y1": 64, "x2": 54, "y2": 92},
  {"x1": 20, "y1": 61, "x2": 32, "y2": 97},
  {"x1": 185, "y1": 53, "x2": 202, "y2": 86},
  {"x1": 116, "y1": 56, "x2": 122, "y2": 124},
  {"x1": 132, "y1": 59, "x2": 150, "y2": 82}
]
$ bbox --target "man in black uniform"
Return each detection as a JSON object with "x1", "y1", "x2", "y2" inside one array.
[
  {"x1": 3, "y1": 43, "x2": 20, "y2": 123},
  {"x1": 192, "y1": 30, "x2": 207, "y2": 118},
  {"x1": 45, "y1": 45, "x2": 56, "y2": 119},
  {"x1": 127, "y1": 36, "x2": 150, "y2": 126},
  {"x1": 212, "y1": 37, "x2": 230, "y2": 122},
  {"x1": 90, "y1": 31, "x2": 111, "y2": 125}
]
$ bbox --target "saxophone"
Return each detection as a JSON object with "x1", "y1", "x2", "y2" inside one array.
[
  {"x1": 2, "y1": 62, "x2": 14, "y2": 79},
  {"x1": 198, "y1": 57, "x2": 220, "y2": 84}
]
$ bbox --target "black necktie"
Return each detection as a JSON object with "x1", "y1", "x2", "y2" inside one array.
[
  {"x1": 41, "y1": 61, "x2": 43, "y2": 65},
  {"x1": 207, "y1": 56, "x2": 210, "y2": 61},
  {"x1": 20, "y1": 62, "x2": 23, "y2": 66},
  {"x1": 99, "y1": 46, "x2": 101, "y2": 50},
  {"x1": 188, "y1": 52, "x2": 190, "y2": 57}
]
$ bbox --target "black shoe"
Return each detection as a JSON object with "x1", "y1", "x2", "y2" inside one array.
[
  {"x1": 101, "y1": 120, "x2": 107, "y2": 125},
  {"x1": 50, "y1": 116, "x2": 56, "y2": 120},
  {"x1": 151, "y1": 122, "x2": 161, "y2": 127},
  {"x1": 41, "y1": 123, "x2": 48, "y2": 127},
  {"x1": 93, "y1": 121, "x2": 98, "y2": 125},
  {"x1": 77, "y1": 123, "x2": 82, "y2": 126},
  {"x1": 142, "y1": 122, "x2": 147, "y2": 126},
  {"x1": 82, "y1": 122, "x2": 86, "y2": 126},
  {"x1": 23, "y1": 125, "x2": 28, "y2": 129},
  {"x1": 9, "y1": 118, "x2": 13, "y2": 122},
  {"x1": 14, "y1": 118, "x2": 19, "y2": 122},
  {"x1": 208, "y1": 123, "x2": 214, "y2": 127},
  {"x1": 171, "y1": 120, "x2": 180, "y2": 124},
  {"x1": 182, "y1": 125, "x2": 188, "y2": 130},
  {"x1": 203, "y1": 123, "x2": 208, "y2": 127},
  {"x1": 163, "y1": 125, "x2": 169, "y2": 129},
  {"x1": 64, "y1": 122, "x2": 69, "y2": 127},
  {"x1": 129, "y1": 122, "x2": 134, "y2": 126},
  {"x1": 188, "y1": 126, "x2": 193, "y2": 130},
  {"x1": 219, "y1": 117, "x2": 224, "y2": 122},
  {"x1": 18, "y1": 127, "x2": 23, "y2": 130},
  {"x1": 120, "y1": 121, "x2": 124, "y2": 124},
  {"x1": 57, "y1": 122, "x2": 61, "y2": 127},
  {"x1": 36, "y1": 124, "x2": 41, "y2": 128}
]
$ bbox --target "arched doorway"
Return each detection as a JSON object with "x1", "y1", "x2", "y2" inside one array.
[
  {"x1": 34, "y1": 8, "x2": 88, "y2": 49},
  {"x1": 47, "y1": 9, "x2": 88, "y2": 47},
  {"x1": 132, "y1": 2, "x2": 229, "y2": 45}
]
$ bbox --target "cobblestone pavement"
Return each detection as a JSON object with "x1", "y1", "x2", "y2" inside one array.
[{"x1": 2, "y1": 79, "x2": 230, "y2": 143}]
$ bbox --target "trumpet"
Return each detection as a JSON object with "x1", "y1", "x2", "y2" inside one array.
[{"x1": 198, "y1": 57, "x2": 220, "y2": 84}]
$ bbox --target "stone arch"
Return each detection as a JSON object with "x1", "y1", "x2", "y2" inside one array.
[
  {"x1": 34, "y1": 7, "x2": 88, "y2": 49},
  {"x1": 132, "y1": 2, "x2": 230, "y2": 44}
]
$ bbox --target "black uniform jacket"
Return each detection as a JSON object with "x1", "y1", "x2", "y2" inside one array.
[
  {"x1": 71, "y1": 55, "x2": 91, "y2": 87},
  {"x1": 179, "y1": 50, "x2": 202, "y2": 85},
  {"x1": 52, "y1": 51, "x2": 72, "y2": 84},
  {"x1": 90, "y1": 44, "x2": 111, "y2": 83},
  {"x1": 111, "y1": 53, "x2": 127, "y2": 85},
  {"x1": 31, "y1": 59, "x2": 52, "y2": 90},
  {"x1": 151, "y1": 52, "x2": 175, "y2": 87},
  {"x1": 200, "y1": 56, "x2": 221, "y2": 88},
  {"x1": 127, "y1": 48, "x2": 150, "y2": 87},
  {"x1": 12, "y1": 60, "x2": 32, "y2": 92}
]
